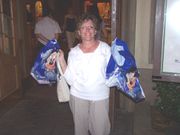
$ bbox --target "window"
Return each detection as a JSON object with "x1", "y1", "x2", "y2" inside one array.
[
  {"x1": 162, "y1": 0, "x2": 180, "y2": 74},
  {"x1": 0, "y1": 0, "x2": 15, "y2": 55},
  {"x1": 153, "y1": 0, "x2": 180, "y2": 82}
]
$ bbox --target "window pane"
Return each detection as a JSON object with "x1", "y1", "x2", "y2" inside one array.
[
  {"x1": 1, "y1": 0, "x2": 14, "y2": 55},
  {"x1": 2, "y1": 0, "x2": 11, "y2": 17},
  {"x1": 162, "y1": 0, "x2": 180, "y2": 74},
  {"x1": 9, "y1": 37, "x2": 14, "y2": 54},
  {"x1": 3, "y1": 36, "x2": 13, "y2": 55},
  {"x1": 3, "y1": 35, "x2": 9, "y2": 54},
  {"x1": 2, "y1": 15, "x2": 12, "y2": 36}
]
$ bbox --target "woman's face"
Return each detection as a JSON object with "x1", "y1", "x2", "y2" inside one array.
[{"x1": 78, "y1": 19, "x2": 97, "y2": 41}]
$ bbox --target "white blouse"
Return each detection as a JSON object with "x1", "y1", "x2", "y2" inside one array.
[{"x1": 64, "y1": 41, "x2": 111, "y2": 101}]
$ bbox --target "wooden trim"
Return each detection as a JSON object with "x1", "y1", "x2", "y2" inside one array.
[
  {"x1": 109, "y1": 0, "x2": 117, "y2": 130},
  {"x1": 153, "y1": 0, "x2": 164, "y2": 77},
  {"x1": 111, "y1": 0, "x2": 116, "y2": 39}
]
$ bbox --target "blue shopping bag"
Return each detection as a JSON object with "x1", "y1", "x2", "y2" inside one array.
[
  {"x1": 31, "y1": 39, "x2": 60, "y2": 84},
  {"x1": 106, "y1": 38, "x2": 145, "y2": 103}
]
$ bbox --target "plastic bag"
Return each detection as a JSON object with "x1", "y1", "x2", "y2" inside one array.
[
  {"x1": 56, "y1": 53, "x2": 70, "y2": 102},
  {"x1": 30, "y1": 39, "x2": 60, "y2": 84},
  {"x1": 106, "y1": 38, "x2": 145, "y2": 103}
]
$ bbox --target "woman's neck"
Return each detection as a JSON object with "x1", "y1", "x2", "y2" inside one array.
[{"x1": 80, "y1": 40, "x2": 99, "y2": 53}]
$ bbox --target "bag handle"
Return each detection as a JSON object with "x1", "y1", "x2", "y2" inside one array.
[{"x1": 56, "y1": 52, "x2": 63, "y2": 76}]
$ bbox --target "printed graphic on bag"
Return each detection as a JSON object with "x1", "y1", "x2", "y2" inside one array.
[{"x1": 31, "y1": 39, "x2": 60, "y2": 84}]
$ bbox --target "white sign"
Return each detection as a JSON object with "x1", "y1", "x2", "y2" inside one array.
[{"x1": 162, "y1": 0, "x2": 180, "y2": 74}]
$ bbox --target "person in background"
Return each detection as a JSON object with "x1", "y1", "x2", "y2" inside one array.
[
  {"x1": 58, "y1": 13, "x2": 111, "y2": 135},
  {"x1": 63, "y1": 8, "x2": 77, "y2": 50},
  {"x1": 87, "y1": 0, "x2": 106, "y2": 41},
  {"x1": 34, "y1": 9, "x2": 62, "y2": 49}
]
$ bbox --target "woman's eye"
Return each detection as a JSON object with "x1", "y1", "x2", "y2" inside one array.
[
  {"x1": 81, "y1": 26, "x2": 94, "y2": 30},
  {"x1": 90, "y1": 26, "x2": 95, "y2": 29}
]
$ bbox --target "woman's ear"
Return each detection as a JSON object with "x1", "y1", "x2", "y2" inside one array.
[
  {"x1": 77, "y1": 30, "x2": 81, "y2": 36},
  {"x1": 94, "y1": 30, "x2": 97, "y2": 35}
]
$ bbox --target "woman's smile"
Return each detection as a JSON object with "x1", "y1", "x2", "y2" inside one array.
[{"x1": 79, "y1": 20, "x2": 96, "y2": 40}]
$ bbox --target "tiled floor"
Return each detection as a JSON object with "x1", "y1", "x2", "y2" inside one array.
[{"x1": 0, "y1": 84, "x2": 179, "y2": 135}]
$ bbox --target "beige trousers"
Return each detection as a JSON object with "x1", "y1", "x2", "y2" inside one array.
[{"x1": 69, "y1": 95, "x2": 110, "y2": 135}]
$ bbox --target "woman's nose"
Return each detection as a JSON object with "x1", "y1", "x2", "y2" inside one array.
[{"x1": 85, "y1": 27, "x2": 91, "y2": 31}]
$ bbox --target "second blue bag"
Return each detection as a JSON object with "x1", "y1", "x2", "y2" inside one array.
[{"x1": 106, "y1": 38, "x2": 145, "y2": 103}]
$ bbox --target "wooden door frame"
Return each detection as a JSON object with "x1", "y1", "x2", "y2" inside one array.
[{"x1": 109, "y1": 0, "x2": 118, "y2": 130}]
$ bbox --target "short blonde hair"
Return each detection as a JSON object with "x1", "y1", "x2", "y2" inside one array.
[{"x1": 76, "y1": 13, "x2": 100, "y2": 40}]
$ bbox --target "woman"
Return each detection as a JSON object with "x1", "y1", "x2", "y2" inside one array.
[{"x1": 59, "y1": 13, "x2": 111, "y2": 135}]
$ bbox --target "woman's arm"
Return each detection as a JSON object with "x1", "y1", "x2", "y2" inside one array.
[{"x1": 58, "y1": 49, "x2": 67, "y2": 73}]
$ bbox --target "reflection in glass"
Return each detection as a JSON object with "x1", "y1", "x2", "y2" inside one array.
[{"x1": 2, "y1": 0, "x2": 11, "y2": 16}]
